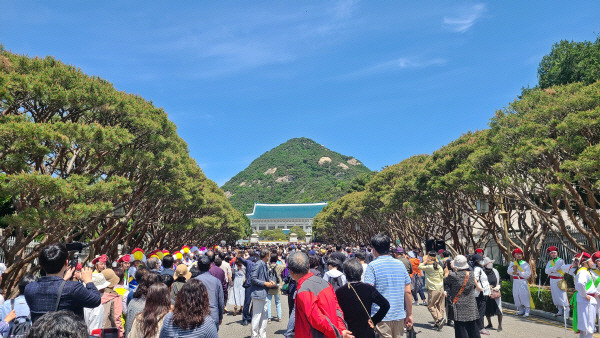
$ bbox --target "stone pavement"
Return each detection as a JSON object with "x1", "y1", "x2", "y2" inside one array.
[{"x1": 219, "y1": 295, "x2": 598, "y2": 337}]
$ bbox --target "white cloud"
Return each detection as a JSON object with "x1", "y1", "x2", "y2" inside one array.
[
  {"x1": 344, "y1": 56, "x2": 447, "y2": 78},
  {"x1": 443, "y1": 4, "x2": 486, "y2": 33}
]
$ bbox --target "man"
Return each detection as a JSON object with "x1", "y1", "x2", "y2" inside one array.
[
  {"x1": 475, "y1": 248, "x2": 484, "y2": 256},
  {"x1": 288, "y1": 251, "x2": 354, "y2": 338},
  {"x1": 206, "y1": 250, "x2": 228, "y2": 303},
  {"x1": 249, "y1": 249, "x2": 275, "y2": 338},
  {"x1": 92, "y1": 254, "x2": 107, "y2": 273},
  {"x1": 322, "y1": 258, "x2": 346, "y2": 290},
  {"x1": 195, "y1": 255, "x2": 224, "y2": 330},
  {"x1": 330, "y1": 245, "x2": 347, "y2": 264},
  {"x1": 393, "y1": 247, "x2": 413, "y2": 276},
  {"x1": 25, "y1": 243, "x2": 101, "y2": 323},
  {"x1": 160, "y1": 254, "x2": 175, "y2": 277},
  {"x1": 239, "y1": 249, "x2": 258, "y2": 326},
  {"x1": 354, "y1": 251, "x2": 369, "y2": 281},
  {"x1": 507, "y1": 248, "x2": 533, "y2": 317},
  {"x1": 544, "y1": 246, "x2": 569, "y2": 317},
  {"x1": 146, "y1": 256, "x2": 160, "y2": 272},
  {"x1": 574, "y1": 252, "x2": 597, "y2": 338},
  {"x1": 364, "y1": 234, "x2": 413, "y2": 338}
]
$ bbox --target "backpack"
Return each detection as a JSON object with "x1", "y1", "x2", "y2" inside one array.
[
  {"x1": 329, "y1": 275, "x2": 344, "y2": 291},
  {"x1": 269, "y1": 266, "x2": 281, "y2": 287},
  {"x1": 8, "y1": 299, "x2": 31, "y2": 338}
]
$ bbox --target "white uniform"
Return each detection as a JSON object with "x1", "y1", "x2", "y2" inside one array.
[
  {"x1": 575, "y1": 267, "x2": 597, "y2": 338},
  {"x1": 589, "y1": 269, "x2": 600, "y2": 332},
  {"x1": 545, "y1": 258, "x2": 569, "y2": 313},
  {"x1": 508, "y1": 260, "x2": 532, "y2": 313}
]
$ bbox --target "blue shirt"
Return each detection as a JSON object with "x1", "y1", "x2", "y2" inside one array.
[
  {"x1": 159, "y1": 312, "x2": 218, "y2": 338},
  {"x1": 0, "y1": 295, "x2": 30, "y2": 337},
  {"x1": 364, "y1": 255, "x2": 411, "y2": 321},
  {"x1": 24, "y1": 276, "x2": 101, "y2": 323}
]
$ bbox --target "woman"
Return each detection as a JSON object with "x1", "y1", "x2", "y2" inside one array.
[
  {"x1": 482, "y1": 258, "x2": 502, "y2": 332},
  {"x1": 445, "y1": 255, "x2": 480, "y2": 338},
  {"x1": 309, "y1": 254, "x2": 322, "y2": 278},
  {"x1": 125, "y1": 272, "x2": 161, "y2": 336},
  {"x1": 472, "y1": 254, "x2": 491, "y2": 335},
  {"x1": 159, "y1": 279, "x2": 218, "y2": 337},
  {"x1": 228, "y1": 259, "x2": 245, "y2": 315},
  {"x1": 100, "y1": 269, "x2": 124, "y2": 337},
  {"x1": 112, "y1": 267, "x2": 129, "y2": 328},
  {"x1": 335, "y1": 258, "x2": 390, "y2": 338},
  {"x1": 129, "y1": 283, "x2": 171, "y2": 338},
  {"x1": 419, "y1": 251, "x2": 446, "y2": 331},
  {"x1": 267, "y1": 252, "x2": 285, "y2": 322},
  {"x1": 409, "y1": 252, "x2": 426, "y2": 305}
]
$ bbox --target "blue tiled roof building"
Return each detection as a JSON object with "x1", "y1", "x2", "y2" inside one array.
[{"x1": 246, "y1": 202, "x2": 327, "y2": 234}]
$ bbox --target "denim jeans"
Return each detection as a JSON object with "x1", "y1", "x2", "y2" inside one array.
[{"x1": 266, "y1": 293, "x2": 282, "y2": 319}]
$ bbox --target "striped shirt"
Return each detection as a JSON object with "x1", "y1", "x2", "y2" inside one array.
[
  {"x1": 364, "y1": 255, "x2": 411, "y2": 321},
  {"x1": 158, "y1": 312, "x2": 218, "y2": 338}
]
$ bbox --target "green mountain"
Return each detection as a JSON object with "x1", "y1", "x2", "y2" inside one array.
[{"x1": 222, "y1": 138, "x2": 373, "y2": 213}]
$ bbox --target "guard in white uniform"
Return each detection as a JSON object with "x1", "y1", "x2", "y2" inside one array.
[
  {"x1": 544, "y1": 246, "x2": 569, "y2": 316},
  {"x1": 507, "y1": 248, "x2": 533, "y2": 317},
  {"x1": 590, "y1": 252, "x2": 600, "y2": 333},
  {"x1": 574, "y1": 252, "x2": 597, "y2": 338}
]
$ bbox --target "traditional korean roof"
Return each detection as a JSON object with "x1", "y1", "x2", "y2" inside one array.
[{"x1": 246, "y1": 202, "x2": 327, "y2": 219}]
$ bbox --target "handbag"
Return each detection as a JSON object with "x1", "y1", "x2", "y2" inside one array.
[
  {"x1": 348, "y1": 282, "x2": 375, "y2": 332},
  {"x1": 490, "y1": 289, "x2": 501, "y2": 299},
  {"x1": 557, "y1": 279, "x2": 567, "y2": 291},
  {"x1": 405, "y1": 326, "x2": 418, "y2": 338},
  {"x1": 450, "y1": 271, "x2": 470, "y2": 320}
]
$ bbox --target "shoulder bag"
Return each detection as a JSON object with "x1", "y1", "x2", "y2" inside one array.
[
  {"x1": 348, "y1": 282, "x2": 375, "y2": 331},
  {"x1": 450, "y1": 271, "x2": 470, "y2": 320}
]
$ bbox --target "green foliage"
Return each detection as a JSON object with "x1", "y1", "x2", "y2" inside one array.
[
  {"x1": 260, "y1": 228, "x2": 288, "y2": 241},
  {"x1": 222, "y1": 137, "x2": 372, "y2": 213},
  {"x1": 500, "y1": 280, "x2": 574, "y2": 314},
  {"x1": 289, "y1": 225, "x2": 306, "y2": 239},
  {"x1": 538, "y1": 37, "x2": 600, "y2": 89}
]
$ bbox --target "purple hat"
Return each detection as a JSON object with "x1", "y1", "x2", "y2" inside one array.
[{"x1": 394, "y1": 247, "x2": 405, "y2": 254}]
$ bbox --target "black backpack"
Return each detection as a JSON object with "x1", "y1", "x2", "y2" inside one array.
[
  {"x1": 269, "y1": 266, "x2": 281, "y2": 287},
  {"x1": 8, "y1": 299, "x2": 31, "y2": 338},
  {"x1": 329, "y1": 275, "x2": 344, "y2": 291}
]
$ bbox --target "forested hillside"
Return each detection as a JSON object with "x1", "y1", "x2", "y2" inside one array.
[{"x1": 222, "y1": 138, "x2": 373, "y2": 213}]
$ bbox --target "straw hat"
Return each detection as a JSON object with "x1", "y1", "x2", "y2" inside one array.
[
  {"x1": 101, "y1": 269, "x2": 119, "y2": 288},
  {"x1": 174, "y1": 264, "x2": 192, "y2": 280}
]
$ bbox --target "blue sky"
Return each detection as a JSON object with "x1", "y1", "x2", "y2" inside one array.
[{"x1": 2, "y1": 2, "x2": 600, "y2": 186}]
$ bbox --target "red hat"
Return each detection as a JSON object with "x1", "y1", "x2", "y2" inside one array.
[
  {"x1": 475, "y1": 248, "x2": 484, "y2": 254},
  {"x1": 92, "y1": 254, "x2": 108, "y2": 265},
  {"x1": 75, "y1": 263, "x2": 83, "y2": 270},
  {"x1": 118, "y1": 255, "x2": 131, "y2": 263},
  {"x1": 511, "y1": 248, "x2": 523, "y2": 258},
  {"x1": 437, "y1": 249, "x2": 446, "y2": 255},
  {"x1": 592, "y1": 252, "x2": 600, "y2": 262},
  {"x1": 580, "y1": 252, "x2": 592, "y2": 262},
  {"x1": 546, "y1": 246, "x2": 558, "y2": 254}
]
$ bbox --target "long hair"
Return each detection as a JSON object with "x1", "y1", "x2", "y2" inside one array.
[
  {"x1": 138, "y1": 283, "x2": 171, "y2": 337},
  {"x1": 172, "y1": 279, "x2": 211, "y2": 329},
  {"x1": 133, "y1": 271, "x2": 161, "y2": 299}
]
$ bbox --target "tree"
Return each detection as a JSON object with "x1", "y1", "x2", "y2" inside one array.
[
  {"x1": 289, "y1": 226, "x2": 306, "y2": 240},
  {"x1": 538, "y1": 37, "x2": 600, "y2": 89}
]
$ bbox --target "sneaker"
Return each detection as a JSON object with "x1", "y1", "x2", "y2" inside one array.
[
  {"x1": 268, "y1": 319, "x2": 272, "y2": 323},
  {"x1": 480, "y1": 329, "x2": 490, "y2": 335},
  {"x1": 273, "y1": 317, "x2": 280, "y2": 322},
  {"x1": 523, "y1": 312, "x2": 530, "y2": 318},
  {"x1": 420, "y1": 301, "x2": 428, "y2": 306},
  {"x1": 517, "y1": 309, "x2": 525, "y2": 315}
]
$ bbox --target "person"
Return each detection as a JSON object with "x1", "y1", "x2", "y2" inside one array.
[
  {"x1": 25, "y1": 243, "x2": 101, "y2": 323},
  {"x1": 205, "y1": 250, "x2": 227, "y2": 304},
  {"x1": 171, "y1": 264, "x2": 191, "y2": 303},
  {"x1": 288, "y1": 251, "x2": 353, "y2": 338},
  {"x1": 507, "y1": 248, "x2": 533, "y2": 317},
  {"x1": 544, "y1": 246, "x2": 569, "y2": 317},
  {"x1": 590, "y1": 252, "x2": 600, "y2": 333},
  {"x1": 330, "y1": 245, "x2": 347, "y2": 264},
  {"x1": 574, "y1": 252, "x2": 597, "y2": 338},
  {"x1": 408, "y1": 251, "x2": 426, "y2": 306},
  {"x1": 125, "y1": 272, "x2": 161, "y2": 336},
  {"x1": 84, "y1": 273, "x2": 109, "y2": 334},
  {"x1": 129, "y1": 283, "x2": 170, "y2": 338},
  {"x1": 482, "y1": 257, "x2": 502, "y2": 332},
  {"x1": 100, "y1": 269, "x2": 124, "y2": 337},
  {"x1": 239, "y1": 249, "x2": 258, "y2": 326},
  {"x1": 364, "y1": 234, "x2": 413, "y2": 338},
  {"x1": 393, "y1": 247, "x2": 413, "y2": 277},
  {"x1": 195, "y1": 255, "x2": 224, "y2": 331},
  {"x1": 445, "y1": 255, "x2": 480, "y2": 338},
  {"x1": 309, "y1": 254, "x2": 323, "y2": 278},
  {"x1": 353, "y1": 251, "x2": 369, "y2": 281},
  {"x1": 112, "y1": 267, "x2": 129, "y2": 328},
  {"x1": 146, "y1": 257, "x2": 160, "y2": 272},
  {"x1": 267, "y1": 252, "x2": 285, "y2": 323},
  {"x1": 24, "y1": 310, "x2": 89, "y2": 338},
  {"x1": 0, "y1": 263, "x2": 6, "y2": 306},
  {"x1": 419, "y1": 250, "x2": 446, "y2": 331},
  {"x1": 228, "y1": 259, "x2": 246, "y2": 315},
  {"x1": 336, "y1": 258, "x2": 390, "y2": 338},
  {"x1": 249, "y1": 249, "x2": 274, "y2": 338},
  {"x1": 160, "y1": 274, "x2": 174, "y2": 290},
  {"x1": 117, "y1": 255, "x2": 132, "y2": 286},
  {"x1": 219, "y1": 253, "x2": 233, "y2": 293},
  {"x1": 92, "y1": 254, "x2": 108, "y2": 273},
  {"x1": 471, "y1": 254, "x2": 490, "y2": 335},
  {"x1": 323, "y1": 258, "x2": 346, "y2": 291},
  {"x1": 160, "y1": 255, "x2": 175, "y2": 277},
  {"x1": 159, "y1": 279, "x2": 218, "y2": 337},
  {"x1": 0, "y1": 274, "x2": 34, "y2": 337}
]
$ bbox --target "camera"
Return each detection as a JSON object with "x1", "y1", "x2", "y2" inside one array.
[{"x1": 66, "y1": 242, "x2": 88, "y2": 269}]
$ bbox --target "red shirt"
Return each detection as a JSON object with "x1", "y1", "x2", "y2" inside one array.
[{"x1": 295, "y1": 272, "x2": 348, "y2": 338}]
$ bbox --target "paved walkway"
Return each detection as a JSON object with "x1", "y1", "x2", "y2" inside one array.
[{"x1": 219, "y1": 295, "x2": 599, "y2": 337}]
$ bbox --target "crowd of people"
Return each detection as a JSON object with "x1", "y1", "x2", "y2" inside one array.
[{"x1": 0, "y1": 235, "x2": 596, "y2": 337}]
